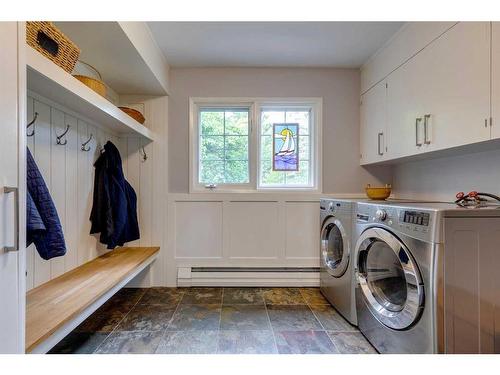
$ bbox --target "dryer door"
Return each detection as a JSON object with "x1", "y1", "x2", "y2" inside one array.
[
  {"x1": 320, "y1": 217, "x2": 350, "y2": 278},
  {"x1": 356, "y1": 227, "x2": 424, "y2": 330}
]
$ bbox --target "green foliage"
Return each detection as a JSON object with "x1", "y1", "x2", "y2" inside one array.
[
  {"x1": 199, "y1": 108, "x2": 311, "y2": 186},
  {"x1": 199, "y1": 109, "x2": 249, "y2": 184}
]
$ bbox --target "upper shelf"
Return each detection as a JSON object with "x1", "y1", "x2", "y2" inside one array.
[
  {"x1": 27, "y1": 47, "x2": 156, "y2": 141},
  {"x1": 54, "y1": 22, "x2": 170, "y2": 96}
]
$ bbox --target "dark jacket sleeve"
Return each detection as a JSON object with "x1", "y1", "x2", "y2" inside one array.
[{"x1": 26, "y1": 147, "x2": 67, "y2": 260}]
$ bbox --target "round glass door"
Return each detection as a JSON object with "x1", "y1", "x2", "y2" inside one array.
[
  {"x1": 356, "y1": 227, "x2": 424, "y2": 330},
  {"x1": 321, "y1": 217, "x2": 349, "y2": 277}
]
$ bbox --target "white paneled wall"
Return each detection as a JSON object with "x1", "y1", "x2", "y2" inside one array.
[
  {"x1": 26, "y1": 93, "x2": 166, "y2": 290},
  {"x1": 166, "y1": 194, "x2": 321, "y2": 286}
]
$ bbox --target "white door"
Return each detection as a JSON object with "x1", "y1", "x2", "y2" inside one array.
[
  {"x1": 491, "y1": 22, "x2": 500, "y2": 140},
  {"x1": 417, "y1": 22, "x2": 490, "y2": 152},
  {"x1": 0, "y1": 22, "x2": 25, "y2": 353},
  {"x1": 360, "y1": 80, "x2": 387, "y2": 165}
]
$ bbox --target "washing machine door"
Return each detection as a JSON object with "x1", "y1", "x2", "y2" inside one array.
[
  {"x1": 356, "y1": 227, "x2": 424, "y2": 330},
  {"x1": 320, "y1": 217, "x2": 350, "y2": 278}
]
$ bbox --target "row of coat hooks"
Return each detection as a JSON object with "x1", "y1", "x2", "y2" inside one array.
[{"x1": 26, "y1": 112, "x2": 148, "y2": 161}]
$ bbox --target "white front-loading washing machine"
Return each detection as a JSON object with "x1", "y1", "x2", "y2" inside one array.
[{"x1": 319, "y1": 199, "x2": 357, "y2": 325}]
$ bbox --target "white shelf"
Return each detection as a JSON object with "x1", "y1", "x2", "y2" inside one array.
[
  {"x1": 26, "y1": 47, "x2": 156, "y2": 142},
  {"x1": 54, "y1": 22, "x2": 169, "y2": 96}
]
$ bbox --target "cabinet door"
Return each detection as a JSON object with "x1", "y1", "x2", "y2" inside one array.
[
  {"x1": 491, "y1": 22, "x2": 500, "y2": 139},
  {"x1": 0, "y1": 22, "x2": 24, "y2": 353},
  {"x1": 360, "y1": 80, "x2": 387, "y2": 165},
  {"x1": 386, "y1": 53, "x2": 426, "y2": 159},
  {"x1": 444, "y1": 217, "x2": 500, "y2": 354},
  {"x1": 418, "y1": 22, "x2": 490, "y2": 152}
]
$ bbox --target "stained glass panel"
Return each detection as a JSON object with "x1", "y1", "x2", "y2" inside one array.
[{"x1": 272, "y1": 123, "x2": 299, "y2": 171}]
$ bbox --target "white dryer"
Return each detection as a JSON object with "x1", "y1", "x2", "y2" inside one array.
[{"x1": 319, "y1": 199, "x2": 357, "y2": 325}]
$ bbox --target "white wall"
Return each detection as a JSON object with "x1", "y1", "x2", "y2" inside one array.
[
  {"x1": 393, "y1": 149, "x2": 500, "y2": 202},
  {"x1": 26, "y1": 93, "x2": 167, "y2": 290},
  {"x1": 169, "y1": 67, "x2": 392, "y2": 194}
]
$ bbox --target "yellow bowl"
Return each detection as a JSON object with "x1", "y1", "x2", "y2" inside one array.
[{"x1": 365, "y1": 184, "x2": 392, "y2": 200}]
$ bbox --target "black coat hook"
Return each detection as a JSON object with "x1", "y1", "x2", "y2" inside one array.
[
  {"x1": 140, "y1": 146, "x2": 148, "y2": 162},
  {"x1": 81, "y1": 134, "x2": 93, "y2": 151},
  {"x1": 27, "y1": 112, "x2": 38, "y2": 137},
  {"x1": 56, "y1": 125, "x2": 70, "y2": 145}
]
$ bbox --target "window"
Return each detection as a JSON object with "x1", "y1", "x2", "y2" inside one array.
[
  {"x1": 190, "y1": 98, "x2": 321, "y2": 192},
  {"x1": 199, "y1": 107, "x2": 250, "y2": 185},
  {"x1": 259, "y1": 107, "x2": 313, "y2": 188}
]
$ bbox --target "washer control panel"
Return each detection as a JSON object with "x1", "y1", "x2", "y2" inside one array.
[{"x1": 356, "y1": 202, "x2": 435, "y2": 242}]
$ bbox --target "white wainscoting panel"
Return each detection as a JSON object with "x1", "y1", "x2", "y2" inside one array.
[
  {"x1": 175, "y1": 201, "x2": 223, "y2": 259},
  {"x1": 227, "y1": 201, "x2": 281, "y2": 260},
  {"x1": 285, "y1": 201, "x2": 320, "y2": 260},
  {"x1": 167, "y1": 194, "x2": 329, "y2": 285}
]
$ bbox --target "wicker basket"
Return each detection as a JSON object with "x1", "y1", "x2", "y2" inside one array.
[
  {"x1": 73, "y1": 61, "x2": 107, "y2": 98},
  {"x1": 26, "y1": 21, "x2": 80, "y2": 73},
  {"x1": 119, "y1": 107, "x2": 146, "y2": 124}
]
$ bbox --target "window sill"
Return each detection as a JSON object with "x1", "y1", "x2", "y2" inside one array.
[{"x1": 189, "y1": 188, "x2": 322, "y2": 194}]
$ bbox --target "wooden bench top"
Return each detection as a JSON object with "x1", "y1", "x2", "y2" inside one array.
[{"x1": 26, "y1": 246, "x2": 160, "y2": 353}]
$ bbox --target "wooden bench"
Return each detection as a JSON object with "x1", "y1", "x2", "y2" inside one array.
[{"x1": 26, "y1": 246, "x2": 160, "y2": 353}]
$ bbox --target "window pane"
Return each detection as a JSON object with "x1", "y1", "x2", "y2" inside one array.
[
  {"x1": 285, "y1": 161, "x2": 310, "y2": 185},
  {"x1": 200, "y1": 160, "x2": 224, "y2": 183},
  {"x1": 200, "y1": 136, "x2": 224, "y2": 160},
  {"x1": 226, "y1": 136, "x2": 248, "y2": 160},
  {"x1": 299, "y1": 135, "x2": 310, "y2": 160},
  {"x1": 261, "y1": 111, "x2": 285, "y2": 135},
  {"x1": 286, "y1": 111, "x2": 310, "y2": 135},
  {"x1": 259, "y1": 106, "x2": 314, "y2": 188},
  {"x1": 260, "y1": 135, "x2": 273, "y2": 158},
  {"x1": 201, "y1": 111, "x2": 224, "y2": 135},
  {"x1": 225, "y1": 111, "x2": 249, "y2": 135},
  {"x1": 198, "y1": 107, "x2": 250, "y2": 185},
  {"x1": 225, "y1": 160, "x2": 249, "y2": 183},
  {"x1": 260, "y1": 159, "x2": 285, "y2": 185}
]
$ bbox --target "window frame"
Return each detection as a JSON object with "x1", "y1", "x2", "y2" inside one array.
[{"x1": 189, "y1": 97, "x2": 322, "y2": 193}]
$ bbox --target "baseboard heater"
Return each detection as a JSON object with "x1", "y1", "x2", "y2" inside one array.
[{"x1": 177, "y1": 266, "x2": 320, "y2": 287}]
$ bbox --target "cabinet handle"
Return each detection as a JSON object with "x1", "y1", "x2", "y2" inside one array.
[
  {"x1": 377, "y1": 132, "x2": 384, "y2": 155},
  {"x1": 424, "y1": 114, "x2": 431, "y2": 145},
  {"x1": 2, "y1": 187, "x2": 19, "y2": 252},
  {"x1": 415, "y1": 117, "x2": 423, "y2": 147}
]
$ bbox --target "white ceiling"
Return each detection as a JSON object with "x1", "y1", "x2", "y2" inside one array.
[{"x1": 147, "y1": 22, "x2": 404, "y2": 68}]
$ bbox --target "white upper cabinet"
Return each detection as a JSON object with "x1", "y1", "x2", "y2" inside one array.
[
  {"x1": 360, "y1": 80, "x2": 387, "y2": 165},
  {"x1": 415, "y1": 22, "x2": 490, "y2": 153},
  {"x1": 491, "y1": 22, "x2": 500, "y2": 139},
  {"x1": 361, "y1": 22, "x2": 492, "y2": 165}
]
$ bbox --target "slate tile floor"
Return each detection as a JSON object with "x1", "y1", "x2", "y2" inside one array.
[{"x1": 48, "y1": 287, "x2": 377, "y2": 354}]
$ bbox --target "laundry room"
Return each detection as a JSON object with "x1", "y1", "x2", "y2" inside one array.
[{"x1": 1, "y1": 1, "x2": 500, "y2": 373}]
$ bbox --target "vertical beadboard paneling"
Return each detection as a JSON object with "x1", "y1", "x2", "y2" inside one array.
[
  {"x1": 49, "y1": 108, "x2": 66, "y2": 278},
  {"x1": 26, "y1": 96, "x2": 35, "y2": 290},
  {"x1": 64, "y1": 114, "x2": 78, "y2": 272},
  {"x1": 139, "y1": 140, "x2": 153, "y2": 247},
  {"x1": 125, "y1": 137, "x2": 141, "y2": 247},
  {"x1": 76, "y1": 119, "x2": 90, "y2": 267},
  {"x1": 33, "y1": 100, "x2": 51, "y2": 287}
]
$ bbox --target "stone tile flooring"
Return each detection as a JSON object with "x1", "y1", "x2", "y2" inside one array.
[{"x1": 48, "y1": 287, "x2": 377, "y2": 354}]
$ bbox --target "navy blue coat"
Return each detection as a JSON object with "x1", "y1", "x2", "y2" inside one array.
[
  {"x1": 26, "y1": 147, "x2": 67, "y2": 260},
  {"x1": 90, "y1": 141, "x2": 140, "y2": 249}
]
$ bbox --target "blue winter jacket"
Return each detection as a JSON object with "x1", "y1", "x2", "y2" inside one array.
[{"x1": 26, "y1": 147, "x2": 67, "y2": 260}]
